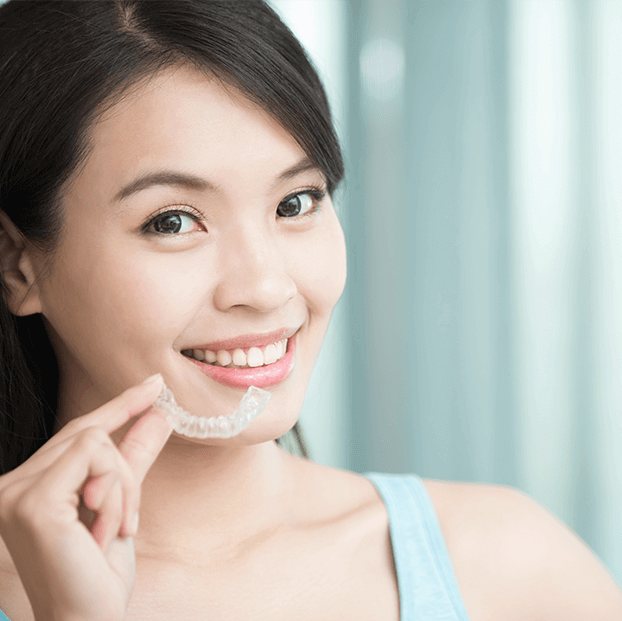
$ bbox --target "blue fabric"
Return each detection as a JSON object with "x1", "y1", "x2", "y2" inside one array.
[
  {"x1": 364, "y1": 472, "x2": 471, "y2": 620},
  {"x1": 0, "y1": 473, "x2": 470, "y2": 621}
]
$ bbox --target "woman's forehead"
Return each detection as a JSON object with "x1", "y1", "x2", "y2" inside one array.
[{"x1": 77, "y1": 67, "x2": 310, "y2": 197}]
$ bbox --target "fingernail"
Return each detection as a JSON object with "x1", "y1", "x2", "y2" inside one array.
[
  {"x1": 142, "y1": 373, "x2": 162, "y2": 385},
  {"x1": 131, "y1": 512, "x2": 139, "y2": 536}
]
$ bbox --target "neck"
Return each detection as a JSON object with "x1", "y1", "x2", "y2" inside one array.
[{"x1": 133, "y1": 438, "x2": 299, "y2": 563}]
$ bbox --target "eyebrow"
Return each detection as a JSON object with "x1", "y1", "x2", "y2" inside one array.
[
  {"x1": 270, "y1": 157, "x2": 322, "y2": 188},
  {"x1": 114, "y1": 171, "x2": 215, "y2": 202},
  {"x1": 113, "y1": 157, "x2": 323, "y2": 203}
]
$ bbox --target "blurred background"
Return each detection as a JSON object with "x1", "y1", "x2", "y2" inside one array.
[{"x1": 269, "y1": 0, "x2": 622, "y2": 586}]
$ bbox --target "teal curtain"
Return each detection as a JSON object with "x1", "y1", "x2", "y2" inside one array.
[{"x1": 272, "y1": 0, "x2": 622, "y2": 586}]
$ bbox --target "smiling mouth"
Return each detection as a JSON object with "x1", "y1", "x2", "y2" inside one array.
[{"x1": 181, "y1": 338, "x2": 289, "y2": 369}]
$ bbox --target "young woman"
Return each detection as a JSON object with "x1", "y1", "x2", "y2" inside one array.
[{"x1": 0, "y1": 1, "x2": 620, "y2": 620}]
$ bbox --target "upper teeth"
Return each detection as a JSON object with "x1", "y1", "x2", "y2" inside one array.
[{"x1": 182, "y1": 339, "x2": 288, "y2": 368}]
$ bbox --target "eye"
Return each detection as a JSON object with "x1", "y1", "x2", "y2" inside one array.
[
  {"x1": 143, "y1": 209, "x2": 205, "y2": 235},
  {"x1": 276, "y1": 190, "x2": 325, "y2": 218}
]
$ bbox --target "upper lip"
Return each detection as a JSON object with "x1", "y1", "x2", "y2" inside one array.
[{"x1": 184, "y1": 327, "x2": 298, "y2": 353}]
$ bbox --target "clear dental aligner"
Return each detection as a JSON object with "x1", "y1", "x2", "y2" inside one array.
[{"x1": 154, "y1": 383, "x2": 271, "y2": 439}]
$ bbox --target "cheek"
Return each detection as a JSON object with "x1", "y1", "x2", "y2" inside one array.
[
  {"x1": 287, "y1": 215, "x2": 347, "y2": 315},
  {"x1": 103, "y1": 249, "x2": 213, "y2": 341},
  {"x1": 44, "y1": 245, "x2": 212, "y2": 359}
]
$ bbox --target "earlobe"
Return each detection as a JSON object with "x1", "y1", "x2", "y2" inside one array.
[{"x1": 0, "y1": 211, "x2": 43, "y2": 316}]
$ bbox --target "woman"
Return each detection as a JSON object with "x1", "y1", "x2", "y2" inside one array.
[{"x1": 0, "y1": 1, "x2": 620, "y2": 619}]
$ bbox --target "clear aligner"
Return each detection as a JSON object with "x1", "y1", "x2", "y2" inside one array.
[{"x1": 154, "y1": 383, "x2": 271, "y2": 439}]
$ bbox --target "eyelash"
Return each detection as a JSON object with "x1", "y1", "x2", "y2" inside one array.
[{"x1": 141, "y1": 187, "x2": 327, "y2": 237}]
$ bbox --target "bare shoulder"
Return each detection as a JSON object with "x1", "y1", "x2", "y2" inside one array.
[
  {"x1": 286, "y1": 454, "x2": 386, "y2": 517},
  {"x1": 422, "y1": 479, "x2": 622, "y2": 621},
  {"x1": 0, "y1": 535, "x2": 34, "y2": 621}
]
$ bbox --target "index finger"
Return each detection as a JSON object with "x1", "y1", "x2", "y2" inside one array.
[
  {"x1": 14, "y1": 374, "x2": 167, "y2": 481},
  {"x1": 80, "y1": 373, "x2": 165, "y2": 435}
]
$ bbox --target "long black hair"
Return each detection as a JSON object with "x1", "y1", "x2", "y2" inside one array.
[{"x1": 0, "y1": 0, "x2": 344, "y2": 473}]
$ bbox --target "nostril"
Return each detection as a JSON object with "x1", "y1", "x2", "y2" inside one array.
[{"x1": 212, "y1": 273, "x2": 297, "y2": 313}]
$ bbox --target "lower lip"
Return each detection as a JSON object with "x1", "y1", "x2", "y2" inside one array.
[{"x1": 184, "y1": 334, "x2": 296, "y2": 389}]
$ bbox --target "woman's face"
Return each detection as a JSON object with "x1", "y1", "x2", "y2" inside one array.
[{"x1": 34, "y1": 66, "x2": 347, "y2": 445}]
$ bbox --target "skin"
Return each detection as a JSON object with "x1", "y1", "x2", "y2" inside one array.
[{"x1": 0, "y1": 65, "x2": 621, "y2": 620}]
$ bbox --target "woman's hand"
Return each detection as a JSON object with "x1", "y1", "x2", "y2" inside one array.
[{"x1": 0, "y1": 374, "x2": 172, "y2": 621}]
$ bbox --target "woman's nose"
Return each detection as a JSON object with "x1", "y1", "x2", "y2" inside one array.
[{"x1": 212, "y1": 229, "x2": 297, "y2": 313}]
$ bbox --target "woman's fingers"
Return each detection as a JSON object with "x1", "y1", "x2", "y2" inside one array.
[
  {"x1": 31, "y1": 428, "x2": 132, "y2": 533},
  {"x1": 2, "y1": 428, "x2": 118, "y2": 539},
  {"x1": 0, "y1": 375, "x2": 172, "y2": 621},
  {"x1": 90, "y1": 480, "x2": 123, "y2": 551},
  {"x1": 1, "y1": 376, "x2": 172, "y2": 544},
  {"x1": 79, "y1": 407, "x2": 172, "y2": 539},
  {"x1": 35, "y1": 428, "x2": 121, "y2": 503},
  {"x1": 81, "y1": 470, "x2": 121, "y2": 514},
  {"x1": 32, "y1": 429, "x2": 135, "y2": 547},
  {"x1": 80, "y1": 399, "x2": 173, "y2": 539}
]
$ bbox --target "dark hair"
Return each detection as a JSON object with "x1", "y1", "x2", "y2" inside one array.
[{"x1": 0, "y1": 0, "x2": 344, "y2": 473}]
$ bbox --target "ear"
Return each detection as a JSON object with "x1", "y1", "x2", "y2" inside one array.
[{"x1": 0, "y1": 211, "x2": 44, "y2": 316}]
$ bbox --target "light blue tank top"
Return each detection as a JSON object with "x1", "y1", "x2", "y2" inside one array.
[
  {"x1": 0, "y1": 473, "x2": 470, "y2": 621},
  {"x1": 365, "y1": 472, "x2": 471, "y2": 620}
]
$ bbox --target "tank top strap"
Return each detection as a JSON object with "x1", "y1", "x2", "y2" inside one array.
[{"x1": 364, "y1": 472, "x2": 471, "y2": 621}]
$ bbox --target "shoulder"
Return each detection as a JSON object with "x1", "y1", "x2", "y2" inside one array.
[
  {"x1": 422, "y1": 478, "x2": 622, "y2": 621},
  {"x1": 287, "y1": 456, "x2": 386, "y2": 518}
]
